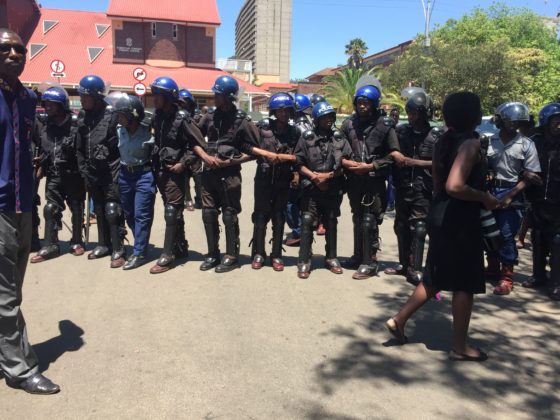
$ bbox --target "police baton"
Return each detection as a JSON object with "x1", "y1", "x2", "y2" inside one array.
[
  {"x1": 84, "y1": 190, "x2": 91, "y2": 245},
  {"x1": 221, "y1": 177, "x2": 232, "y2": 209}
]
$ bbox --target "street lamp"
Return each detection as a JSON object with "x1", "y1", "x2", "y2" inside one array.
[{"x1": 421, "y1": 0, "x2": 435, "y2": 48}]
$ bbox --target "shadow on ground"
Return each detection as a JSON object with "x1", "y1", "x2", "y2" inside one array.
[
  {"x1": 33, "y1": 320, "x2": 85, "y2": 372},
  {"x1": 312, "y1": 277, "x2": 560, "y2": 418}
]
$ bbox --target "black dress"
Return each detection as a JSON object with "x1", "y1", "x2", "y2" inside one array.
[{"x1": 423, "y1": 133, "x2": 487, "y2": 294}]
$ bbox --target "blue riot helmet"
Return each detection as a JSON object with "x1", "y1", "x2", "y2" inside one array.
[
  {"x1": 353, "y1": 85, "x2": 381, "y2": 108},
  {"x1": 312, "y1": 101, "x2": 336, "y2": 123},
  {"x1": 112, "y1": 93, "x2": 145, "y2": 123},
  {"x1": 178, "y1": 89, "x2": 195, "y2": 106},
  {"x1": 42, "y1": 86, "x2": 70, "y2": 112},
  {"x1": 150, "y1": 77, "x2": 179, "y2": 103},
  {"x1": 78, "y1": 75, "x2": 106, "y2": 99},
  {"x1": 405, "y1": 91, "x2": 434, "y2": 120},
  {"x1": 295, "y1": 93, "x2": 312, "y2": 113},
  {"x1": 538, "y1": 103, "x2": 560, "y2": 127},
  {"x1": 212, "y1": 75, "x2": 239, "y2": 102},
  {"x1": 268, "y1": 92, "x2": 295, "y2": 116},
  {"x1": 310, "y1": 93, "x2": 326, "y2": 106}
]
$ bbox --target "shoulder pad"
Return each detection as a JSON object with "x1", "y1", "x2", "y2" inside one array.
[
  {"x1": 332, "y1": 129, "x2": 344, "y2": 141},
  {"x1": 257, "y1": 117, "x2": 271, "y2": 130},
  {"x1": 383, "y1": 116, "x2": 395, "y2": 127},
  {"x1": 303, "y1": 130, "x2": 314, "y2": 140},
  {"x1": 177, "y1": 110, "x2": 188, "y2": 119},
  {"x1": 430, "y1": 126, "x2": 445, "y2": 139},
  {"x1": 236, "y1": 109, "x2": 247, "y2": 120}
]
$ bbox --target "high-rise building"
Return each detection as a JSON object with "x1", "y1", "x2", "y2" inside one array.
[{"x1": 235, "y1": 0, "x2": 291, "y2": 84}]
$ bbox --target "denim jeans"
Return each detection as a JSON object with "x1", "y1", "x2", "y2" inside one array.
[
  {"x1": 286, "y1": 188, "x2": 301, "y2": 238},
  {"x1": 119, "y1": 169, "x2": 156, "y2": 257},
  {"x1": 490, "y1": 187, "x2": 523, "y2": 265}
]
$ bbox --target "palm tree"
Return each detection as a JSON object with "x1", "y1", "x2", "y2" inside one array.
[
  {"x1": 323, "y1": 67, "x2": 375, "y2": 114},
  {"x1": 345, "y1": 38, "x2": 368, "y2": 69}
]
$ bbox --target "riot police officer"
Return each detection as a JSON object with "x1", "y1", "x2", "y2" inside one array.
[
  {"x1": 149, "y1": 77, "x2": 211, "y2": 274},
  {"x1": 197, "y1": 75, "x2": 260, "y2": 273},
  {"x1": 250, "y1": 92, "x2": 300, "y2": 271},
  {"x1": 384, "y1": 90, "x2": 441, "y2": 284},
  {"x1": 295, "y1": 101, "x2": 351, "y2": 279},
  {"x1": 30, "y1": 86, "x2": 85, "y2": 263},
  {"x1": 340, "y1": 84, "x2": 400, "y2": 279},
  {"x1": 486, "y1": 102, "x2": 541, "y2": 295},
  {"x1": 178, "y1": 88, "x2": 203, "y2": 210},
  {"x1": 75, "y1": 75, "x2": 126, "y2": 268},
  {"x1": 285, "y1": 93, "x2": 314, "y2": 247},
  {"x1": 522, "y1": 103, "x2": 560, "y2": 300}
]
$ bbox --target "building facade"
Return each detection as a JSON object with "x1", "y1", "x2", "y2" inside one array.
[
  {"x1": 14, "y1": 0, "x2": 267, "y2": 109},
  {"x1": 235, "y1": 0, "x2": 291, "y2": 84}
]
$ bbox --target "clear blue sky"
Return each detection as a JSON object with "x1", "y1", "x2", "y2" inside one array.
[{"x1": 41, "y1": 0, "x2": 559, "y2": 79}]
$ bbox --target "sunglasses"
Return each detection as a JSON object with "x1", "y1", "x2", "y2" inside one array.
[{"x1": 0, "y1": 43, "x2": 27, "y2": 55}]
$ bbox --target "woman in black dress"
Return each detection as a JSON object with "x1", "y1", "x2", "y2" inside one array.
[{"x1": 386, "y1": 92, "x2": 500, "y2": 361}]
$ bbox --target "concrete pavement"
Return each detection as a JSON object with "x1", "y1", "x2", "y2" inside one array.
[{"x1": 1, "y1": 162, "x2": 559, "y2": 419}]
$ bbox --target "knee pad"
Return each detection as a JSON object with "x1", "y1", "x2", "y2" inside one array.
[
  {"x1": 43, "y1": 202, "x2": 57, "y2": 220},
  {"x1": 252, "y1": 212, "x2": 268, "y2": 226},
  {"x1": 105, "y1": 202, "x2": 122, "y2": 224},
  {"x1": 413, "y1": 220, "x2": 427, "y2": 240},
  {"x1": 272, "y1": 211, "x2": 285, "y2": 225},
  {"x1": 362, "y1": 213, "x2": 376, "y2": 229},
  {"x1": 202, "y1": 208, "x2": 219, "y2": 224},
  {"x1": 223, "y1": 207, "x2": 237, "y2": 225},
  {"x1": 164, "y1": 204, "x2": 180, "y2": 225},
  {"x1": 301, "y1": 212, "x2": 315, "y2": 228}
]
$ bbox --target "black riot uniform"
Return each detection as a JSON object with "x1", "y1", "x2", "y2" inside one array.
[
  {"x1": 76, "y1": 105, "x2": 126, "y2": 265},
  {"x1": 526, "y1": 128, "x2": 560, "y2": 299},
  {"x1": 341, "y1": 112, "x2": 400, "y2": 278},
  {"x1": 251, "y1": 118, "x2": 300, "y2": 269},
  {"x1": 150, "y1": 107, "x2": 206, "y2": 273},
  {"x1": 295, "y1": 123, "x2": 351, "y2": 278},
  {"x1": 392, "y1": 122, "x2": 441, "y2": 283},
  {"x1": 198, "y1": 106, "x2": 260, "y2": 272},
  {"x1": 32, "y1": 114, "x2": 86, "y2": 262}
]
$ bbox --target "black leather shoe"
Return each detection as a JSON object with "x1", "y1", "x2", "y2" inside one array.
[
  {"x1": 88, "y1": 245, "x2": 110, "y2": 260},
  {"x1": 200, "y1": 255, "x2": 220, "y2": 271},
  {"x1": 123, "y1": 255, "x2": 146, "y2": 270},
  {"x1": 215, "y1": 255, "x2": 240, "y2": 273},
  {"x1": 8, "y1": 373, "x2": 60, "y2": 395}
]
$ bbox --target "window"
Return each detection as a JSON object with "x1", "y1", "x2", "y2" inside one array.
[
  {"x1": 151, "y1": 22, "x2": 157, "y2": 38},
  {"x1": 173, "y1": 24, "x2": 178, "y2": 40}
]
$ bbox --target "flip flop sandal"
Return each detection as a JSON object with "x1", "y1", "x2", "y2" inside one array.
[
  {"x1": 448, "y1": 348, "x2": 488, "y2": 362},
  {"x1": 385, "y1": 318, "x2": 408, "y2": 345}
]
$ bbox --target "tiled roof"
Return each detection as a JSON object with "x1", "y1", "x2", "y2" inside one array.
[
  {"x1": 20, "y1": 9, "x2": 266, "y2": 95},
  {"x1": 107, "y1": 0, "x2": 220, "y2": 25}
]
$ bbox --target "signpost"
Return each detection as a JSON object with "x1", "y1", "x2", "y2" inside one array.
[
  {"x1": 133, "y1": 82, "x2": 147, "y2": 96},
  {"x1": 50, "y1": 59, "x2": 66, "y2": 83}
]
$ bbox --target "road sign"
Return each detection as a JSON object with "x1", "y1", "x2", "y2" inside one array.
[
  {"x1": 50, "y1": 72, "x2": 66, "y2": 78},
  {"x1": 50, "y1": 59, "x2": 65, "y2": 73},
  {"x1": 133, "y1": 67, "x2": 147, "y2": 82},
  {"x1": 133, "y1": 82, "x2": 147, "y2": 96}
]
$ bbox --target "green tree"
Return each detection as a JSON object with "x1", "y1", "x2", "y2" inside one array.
[
  {"x1": 323, "y1": 67, "x2": 372, "y2": 113},
  {"x1": 345, "y1": 38, "x2": 368, "y2": 69},
  {"x1": 382, "y1": 3, "x2": 560, "y2": 114}
]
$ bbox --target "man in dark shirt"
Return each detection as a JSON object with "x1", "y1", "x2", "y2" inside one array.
[
  {"x1": 341, "y1": 84, "x2": 400, "y2": 279},
  {"x1": 384, "y1": 91, "x2": 440, "y2": 285},
  {"x1": 76, "y1": 74, "x2": 127, "y2": 268},
  {"x1": 523, "y1": 103, "x2": 560, "y2": 300},
  {"x1": 0, "y1": 28, "x2": 60, "y2": 394},
  {"x1": 30, "y1": 86, "x2": 85, "y2": 263},
  {"x1": 197, "y1": 75, "x2": 260, "y2": 273},
  {"x1": 148, "y1": 77, "x2": 212, "y2": 274},
  {"x1": 295, "y1": 101, "x2": 351, "y2": 279}
]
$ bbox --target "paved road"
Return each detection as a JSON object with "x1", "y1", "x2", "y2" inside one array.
[{"x1": 2, "y1": 162, "x2": 559, "y2": 419}]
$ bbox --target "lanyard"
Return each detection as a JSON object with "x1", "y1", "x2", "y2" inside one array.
[{"x1": 12, "y1": 100, "x2": 21, "y2": 213}]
